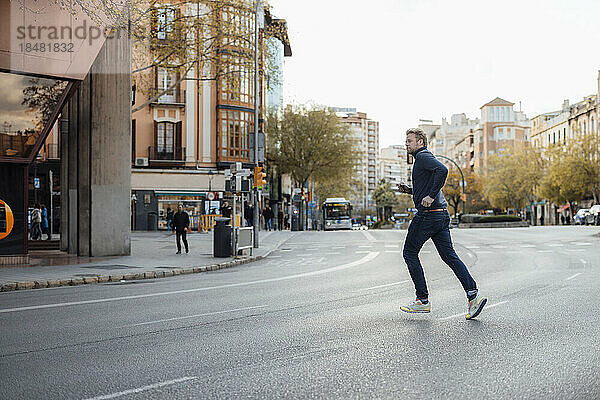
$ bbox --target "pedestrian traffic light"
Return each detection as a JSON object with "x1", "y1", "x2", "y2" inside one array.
[{"x1": 254, "y1": 166, "x2": 267, "y2": 189}]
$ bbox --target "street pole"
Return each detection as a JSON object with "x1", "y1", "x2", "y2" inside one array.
[
  {"x1": 252, "y1": 0, "x2": 261, "y2": 248},
  {"x1": 436, "y1": 154, "x2": 466, "y2": 215}
]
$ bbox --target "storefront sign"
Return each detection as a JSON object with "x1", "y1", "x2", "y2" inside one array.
[{"x1": 0, "y1": 200, "x2": 15, "y2": 240}]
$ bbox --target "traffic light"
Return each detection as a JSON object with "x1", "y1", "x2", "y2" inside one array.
[{"x1": 254, "y1": 166, "x2": 267, "y2": 189}]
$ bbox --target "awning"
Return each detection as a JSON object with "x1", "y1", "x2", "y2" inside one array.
[{"x1": 558, "y1": 204, "x2": 570, "y2": 212}]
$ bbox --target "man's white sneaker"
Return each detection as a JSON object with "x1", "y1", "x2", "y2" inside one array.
[
  {"x1": 466, "y1": 294, "x2": 487, "y2": 320},
  {"x1": 400, "y1": 299, "x2": 431, "y2": 313}
]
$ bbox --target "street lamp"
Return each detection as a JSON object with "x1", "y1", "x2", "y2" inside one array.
[
  {"x1": 252, "y1": 0, "x2": 261, "y2": 248},
  {"x1": 436, "y1": 154, "x2": 466, "y2": 215}
]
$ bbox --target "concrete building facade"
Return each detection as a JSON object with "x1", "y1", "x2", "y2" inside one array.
[{"x1": 333, "y1": 108, "x2": 379, "y2": 212}]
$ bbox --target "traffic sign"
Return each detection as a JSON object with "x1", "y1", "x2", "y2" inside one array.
[{"x1": 207, "y1": 192, "x2": 216, "y2": 201}]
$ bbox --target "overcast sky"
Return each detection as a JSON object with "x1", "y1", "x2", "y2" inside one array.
[{"x1": 269, "y1": 0, "x2": 600, "y2": 148}]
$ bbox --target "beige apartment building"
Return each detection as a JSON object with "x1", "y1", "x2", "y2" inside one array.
[
  {"x1": 333, "y1": 108, "x2": 379, "y2": 212},
  {"x1": 473, "y1": 97, "x2": 530, "y2": 173},
  {"x1": 130, "y1": 3, "x2": 290, "y2": 229},
  {"x1": 379, "y1": 145, "x2": 408, "y2": 192}
]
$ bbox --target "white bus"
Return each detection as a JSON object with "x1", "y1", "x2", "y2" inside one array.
[{"x1": 322, "y1": 198, "x2": 352, "y2": 230}]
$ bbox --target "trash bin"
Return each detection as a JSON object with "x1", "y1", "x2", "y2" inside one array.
[
  {"x1": 213, "y1": 217, "x2": 232, "y2": 257},
  {"x1": 147, "y1": 212, "x2": 157, "y2": 231},
  {"x1": 291, "y1": 214, "x2": 299, "y2": 231}
]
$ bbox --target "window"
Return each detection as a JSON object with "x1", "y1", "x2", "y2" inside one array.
[
  {"x1": 219, "y1": 109, "x2": 252, "y2": 160},
  {"x1": 157, "y1": 122, "x2": 175, "y2": 154},
  {"x1": 157, "y1": 8, "x2": 175, "y2": 40},
  {"x1": 157, "y1": 68, "x2": 177, "y2": 103},
  {"x1": 489, "y1": 150, "x2": 494, "y2": 155}
]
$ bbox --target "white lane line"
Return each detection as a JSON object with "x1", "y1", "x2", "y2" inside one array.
[
  {"x1": 385, "y1": 250, "x2": 401, "y2": 253},
  {"x1": 466, "y1": 246, "x2": 480, "y2": 249},
  {"x1": 491, "y1": 245, "x2": 507, "y2": 249},
  {"x1": 579, "y1": 258, "x2": 587, "y2": 264},
  {"x1": 121, "y1": 305, "x2": 268, "y2": 328},
  {"x1": 565, "y1": 273, "x2": 582, "y2": 281},
  {"x1": 547, "y1": 244, "x2": 563, "y2": 247},
  {"x1": 537, "y1": 250, "x2": 553, "y2": 253},
  {"x1": 325, "y1": 252, "x2": 341, "y2": 255},
  {"x1": 385, "y1": 245, "x2": 399, "y2": 248},
  {"x1": 576, "y1": 243, "x2": 591, "y2": 246},
  {"x1": 520, "y1": 244, "x2": 535, "y2": 248},
  {"x1": 84, "y1": 376, "x2": 197, "y2": 400},
  {"x1": 359, "y1": 280, "x2": 411, "y2": 291},
  {"x1": 0, "y1": 252, "x2": 380, "y2": 314},
  {"x1": 566, "y1": 249, "x2": 584, "y2": 252},
  {"x1": 269, "y1": 255, "x2": 283, "y2": 258},
  {"x1": 477, "y1": 251, "x2": 493, "y2": 254},
  {"x1": 421, "y1": 250, "x2": 431, "y2": 254},
  {"x1": 438, "y1": 300, "x2": 509, "y2": 321},
  {"x1": 361, "y1": 230, "x2": 376, "y2": 243},
  {"x1": 356, "y1": 251, "x2": 370, "y2": 254},
  {"x1": 332, "y1": 246, "x2": 345, "y2": 249},
  {"x1": 358, "y1": 246, "x2": 372, "y2": 248}
]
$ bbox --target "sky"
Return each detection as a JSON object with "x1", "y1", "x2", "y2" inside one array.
[{"x1": 269, "y1": 0, "x2": 600, "y2": 148}]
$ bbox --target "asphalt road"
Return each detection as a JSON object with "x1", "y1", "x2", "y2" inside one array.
[{"x1": 1, "y1": 226, "x2": 599, "y2": 399}]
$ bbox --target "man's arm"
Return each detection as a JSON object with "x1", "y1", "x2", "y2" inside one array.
[
  {"x1": 422, "y1": 153, "x2": 448, "y2": 199},
  {"x1": 397, "y1": 182, "x2": 412, "y2": 194}
]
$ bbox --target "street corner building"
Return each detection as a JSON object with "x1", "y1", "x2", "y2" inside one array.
[{"x1": 0, "y1": 1, "x2": 131, "y2": 262}]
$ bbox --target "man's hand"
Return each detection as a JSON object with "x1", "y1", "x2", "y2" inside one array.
[
  {"x1": 421, "y1": 196, "x2": 434, "y2": 208},
  {"x1": 397, "y1": 182, "x2": 412, "y2": 194}
]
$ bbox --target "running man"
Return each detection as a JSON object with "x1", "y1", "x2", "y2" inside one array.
[{"x1": 397, "y1": 128, "x2": 487, "y2": 319}]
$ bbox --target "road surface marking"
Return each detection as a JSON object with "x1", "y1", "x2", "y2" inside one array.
[
  {"x1": 547, "y1": 244, "x2": 563, "y2": 247},
  {"x1": 566, "y1": 249, "x2": 584, "y2": 252},
  {"x1": 269, "y1": 255, "x2": 283, "y2": 258},
  {"x1": 356, "y1": 251, "x2": 370, "y2": 254},
  {"x1": 332, "y1": 246, "x2": 345, "y2": 249},
  {"x1": 438, "y1": 300, "x2": 509, "y2": 320},
  {"x1": 121, "y1": 305, "x2": 268, "y2": 328},
  {"x1": 466, "y1": 246, "x2": 480, "y2": 249},
  {"x1": 520, "y1": 244, "x2": 535, "y2": 248},
  {"x1": 537, "y1": 250, "x2": 553, "y2": 253},
  {"x1": 359, "y1": 280, "x2": 411, "y2": 291},
  {"x1": 491, "y1": 245, "x2": 507, "y2": 249},
  {"x1": 84, "y1": 376, "x2": 197, "y2": 400},
  {"x1": 385, "y1": 244, "x2": 399, "y2": 248},
  {"x1": 325, "y1": 252, "x2": 341, "y2": 255},
  {"x1": 0, "y1": 252, "x2": 380, "y2": 314},
  {"x1": 361, "y1": 230, "x2": 376, "y2": 243},
  {"x1": 421, "y1": 250, "x2": 431, "y2": 254},
  {"x1": 477, "y1": 251, "x2": 493, "y2": 254},
  {"x1": 358, "y1": 245, "x2": 372, "y2": 248},
  {"x1": 565, "y1": 273, "x2": 582, "y2": 281},
  {"x1": 385, "y1": 250, "x2": 401, "y2": 253},
  {"x1": 575, "y1": 243, "x2": 591, "y2": 246},
  {"x1": 579, "y1": 258, "x2": 587, "y2": 264}
]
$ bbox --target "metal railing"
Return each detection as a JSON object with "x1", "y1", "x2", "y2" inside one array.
[
  {"x1": 150, "y1": 87, "x2": 184, "y2": 104},
  {"x1": 148, "y1": 146, "x2": 186, "y2": 161}
]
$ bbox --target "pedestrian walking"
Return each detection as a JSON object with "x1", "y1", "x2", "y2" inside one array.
[
  {"x1": 30, "y1": 204, "x2": 42, "y2": 240},
  {"x1": 166, "y1": 207, "x2": 174, "y2": 231},
  {"x1": 263, "y1": 205, "x2": 273, "y2": 231},
  {"x1": 277, "y1": 208, "x2": 284, "y2": 231},
  {"x1": 397, "y1": 128, "x2": 487, "y2": 319},
  {"x1": 40, "y1": 204, "x2": 51, "y2": 240},
  {"x1": 244, "y1": 201, "x2": 253, "y2": 227},
  {"x1": 172, "y1": 204, "x2": 190, "y2": 254}
]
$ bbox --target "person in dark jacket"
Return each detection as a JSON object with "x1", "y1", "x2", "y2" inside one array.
[
  {"x1": 166, "y1": 207, "x2": 174, "y2": 231},
  {"x1": 172, "y1": 204, "x2": 190, "y2": 254},
  {"x1": 397, "y1": 128, "x2": 486, "y2": 320},
  {"x1": 220, "y1": 201, "x2": 232, "y2": 218},
  {"x1": 262, "y1": 205, "x2": 273, "y2": 231},
  {"x1": 40, "y1": 204, "x2": 51, "y2": 240},
  {"x1": 244, "y1": 201, "x2": 253, "y2": 227}
]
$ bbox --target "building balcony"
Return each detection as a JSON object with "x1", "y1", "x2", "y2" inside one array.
[
  {"x1": 150, "y1": 87, "x2": 185, "y2": 106},
  {"x1": 148, "y1": 146, "x2": 186, "y2": 163}
]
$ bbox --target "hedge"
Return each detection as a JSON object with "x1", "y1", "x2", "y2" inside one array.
[{"x1": 460, "y1": 214, "x2": 523, "y2": 223}]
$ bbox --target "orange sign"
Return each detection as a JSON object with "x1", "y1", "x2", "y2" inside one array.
[{"x1": 0, "y1": 199, "x2": 15, "y2": 240}]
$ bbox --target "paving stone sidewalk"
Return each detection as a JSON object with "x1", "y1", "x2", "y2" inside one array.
[{"x1": 0, "y1": 230, "x2": 295, "y2": 291}]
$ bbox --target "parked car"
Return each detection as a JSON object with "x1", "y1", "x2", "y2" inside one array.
[
  {"x1": 585, "y1": 205, "x2": 600, "y2": 225},
  {"x1": 573, "y1": 209, "x2": 590, "y2": 225}
]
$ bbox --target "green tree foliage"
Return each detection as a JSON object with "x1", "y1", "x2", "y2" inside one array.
[
  {"x1": 372, "y1": 179, "x2": 400, "y2": 223},
  {"x1": 266, "y1": 105, "x2": 362, "y2": 199},
  {"x1": 444, "y1": 168, "x2": 487, "y2": 214},
  {"x1": 539, "y1": 132, "x2": 600, "y2": 204},
  {"x1": 483, "y1": 147, "x2": 544, "y2": 209}
]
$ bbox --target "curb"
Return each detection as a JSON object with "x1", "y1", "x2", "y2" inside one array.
[{"x1": 0, "y1": 234, "x2": 298, "y2": 293}]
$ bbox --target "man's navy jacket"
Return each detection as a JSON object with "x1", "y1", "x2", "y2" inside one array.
[{"x1": 412, "y1": 147, "x2": 449, "y2": 213}]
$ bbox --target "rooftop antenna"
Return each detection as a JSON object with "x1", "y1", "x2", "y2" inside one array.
[{"x1": 519, "y1": 101, "x2": 522, "y2": 112}]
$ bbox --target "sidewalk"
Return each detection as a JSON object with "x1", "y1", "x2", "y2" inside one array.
[{"x1": 0, "y1": 230, "x2": 295, "y2": 291}]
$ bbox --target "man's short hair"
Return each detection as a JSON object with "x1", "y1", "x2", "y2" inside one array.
[{"x1": 406, "y1": 128, "x2": 428, "y2": 147}]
